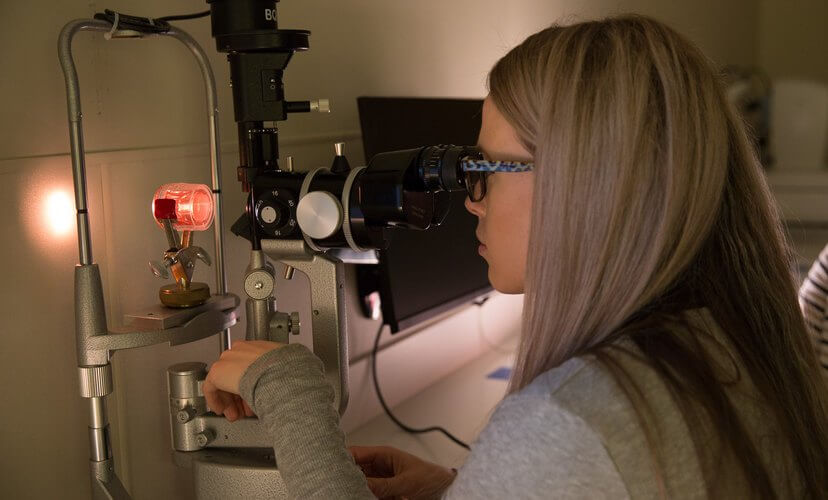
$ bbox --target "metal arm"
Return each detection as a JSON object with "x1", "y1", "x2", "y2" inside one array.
[{"x1": 261, "y1": 240, "x2": 350, "y2": 415}]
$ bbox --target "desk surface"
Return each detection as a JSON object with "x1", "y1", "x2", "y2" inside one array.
[{"x1": 345, "y1": 338, "x2": 517, "y2": 468}]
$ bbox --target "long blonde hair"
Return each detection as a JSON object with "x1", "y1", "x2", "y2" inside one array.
[{"x1": 489, "y1": 15, "x2": 827, "y2": 497}]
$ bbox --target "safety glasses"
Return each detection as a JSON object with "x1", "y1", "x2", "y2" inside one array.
[{"x1": 460, "y1": 155, "x2": 534, "y2": 202}]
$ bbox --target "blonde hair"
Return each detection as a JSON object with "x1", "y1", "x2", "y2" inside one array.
[{"x1": 489, "y1": 15, "x2": 828, "y2": 497}]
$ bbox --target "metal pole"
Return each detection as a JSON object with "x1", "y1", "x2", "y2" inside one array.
[
  {"x1": 164, "y1": 27, "x2": 231, "y2": 353},
  {"x1": 59, "y1": 19, "x2": 110, "y2": 265},
  {"x1": 59, "y1": 19, "x2": 126, "y2": 499},
  {"x1": 88, "y1": 397, "x2": 110, "y2": 462}
]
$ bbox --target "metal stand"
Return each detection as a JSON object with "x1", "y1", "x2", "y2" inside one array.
[{"x1": 59, "y1": 19, "x2": 236, "y2": 499}]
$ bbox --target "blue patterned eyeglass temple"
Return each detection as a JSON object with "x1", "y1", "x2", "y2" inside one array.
[
  {"x1": 460, "y1": 155, "x2": 534, "y2": 202},
  {"x1": 460, "y1": 157, "x2": 534, "y2": 172}
]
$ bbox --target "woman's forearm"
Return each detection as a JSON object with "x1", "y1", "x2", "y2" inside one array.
[{"x1": 239, "y1": 344, "x2": 373, "y2": 499}]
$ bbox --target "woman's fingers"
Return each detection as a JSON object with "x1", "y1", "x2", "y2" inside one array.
[
  {"x1": 205, "y1": 341, "x2": 284, "y2": 397},
  {"x1": 242, "y1": 399, "x2": 256, "y2": 417},
  {"x1": 205, "y1": 384, "x2": 238, "y2": 421},
  {"x1": 203, "y1": 340, "x2": 283, "y2": 422},
  {"x1": 232, "y1": 394, "x2": 252, "y2": 420},
  {"x1": 351, "y1": 445, "x2": 456, "y2": 498},
  {"x1": 202, "y1": 375, "x2": 256, "y2": 422},
  {"x1": 218, "y1": 390, "x2": 238, "y2": 421},
  {"x1": 349, "y1": 446, "x2": 398, "y2": 477},
  {"x1": 365, "y1": 476, "x2": 405, "y2": 499},
  {"x1": 202, "y1": 378, "x2": 224, "y2": 415},
  {"x1": 233, "y1": 395, "x2": 244, "y2": 420},
  {"x1": 350, "y1": 446, "x2": 393, "y2": 466}
]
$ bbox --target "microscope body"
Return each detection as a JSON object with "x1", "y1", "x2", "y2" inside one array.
[{"x1": 60, "y1": 1, "x2": 476, "y2": 498}]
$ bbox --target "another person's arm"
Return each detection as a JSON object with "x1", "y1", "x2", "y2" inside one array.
[{"x1": 798, "y1": 244, "x2": 828, "y2": 380}]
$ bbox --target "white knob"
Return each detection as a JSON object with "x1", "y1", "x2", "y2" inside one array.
[
  {"x1": 311, "y1": 99, "x2": 331, "y2": 113},
  {"x1": 296, "y1": 191, "x2": 343, "y2": 240}
]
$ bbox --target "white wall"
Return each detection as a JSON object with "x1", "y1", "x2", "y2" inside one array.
[{"x1": 0, "y1": 1, "x2": 759, "y2": 499}]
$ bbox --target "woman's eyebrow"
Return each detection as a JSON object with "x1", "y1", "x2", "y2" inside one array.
[{"x1": 475, "y1": 144, "x2": 532, "y2": 162}]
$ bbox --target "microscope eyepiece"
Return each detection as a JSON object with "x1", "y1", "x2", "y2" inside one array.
[{"x1": 418, "y1": 144, "x2": 479, "y2": 193}]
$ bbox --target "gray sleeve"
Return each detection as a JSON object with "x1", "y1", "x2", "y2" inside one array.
[
  {"x1": 238, "y1": 344, "x2": 373, "y2": 500},
  {"x1": 445, "y1": 393, "x2": 630, "y2": 500}
]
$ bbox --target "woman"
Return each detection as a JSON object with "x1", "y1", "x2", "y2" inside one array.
[{"x1": 203, "y1": 15, "x2": 828, "y2": 499}]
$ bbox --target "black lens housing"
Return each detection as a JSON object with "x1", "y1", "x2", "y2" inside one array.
[
  {"x1": 231, "y1": 145, "x2": 477, "y2": 250},
  {"x1": 359, "y1": 145, "x2": 477, "y2": 229},
  {"x1": 208, "y1": 0, "x2": 310, "y2": 52}
]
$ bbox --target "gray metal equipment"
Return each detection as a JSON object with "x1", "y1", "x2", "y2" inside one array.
[
  {"x1": 166, "y1": 239, "x2": 351, "y2": 499},
  {"x1": 59, "y1": 16, "x2": 351, "y2": 500}
]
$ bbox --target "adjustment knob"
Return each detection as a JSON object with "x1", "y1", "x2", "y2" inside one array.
[
  {"x1": 254, "y1": 189, "x2": 298, "y2": 238},
  {"x1": 244, "y1": 269, "x2": 275, "y2": 300},
  {"x1": 195, "y1": 429, "x2": 215, "y2": 448},
  {"x1": 310, "y1": 99, "x2": 330, "y2": 113},
  {"x1": 331, "y1": 142, "x2": 351, "y2": 174},
  {"x1": 290, "y1": 311, "x2": 301, "y2": 335},
  {"x1": 296, "y1": 191, "x2": 343, "y2": 240}
]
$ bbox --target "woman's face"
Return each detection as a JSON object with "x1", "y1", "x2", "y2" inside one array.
[{"x1": 465, "y1": 97, "x2": 534, "y2": 294}]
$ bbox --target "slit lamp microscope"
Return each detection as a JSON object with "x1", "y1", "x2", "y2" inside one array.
[{"x1": 59, "y1": 1, "x2": 478, "y2": 498}]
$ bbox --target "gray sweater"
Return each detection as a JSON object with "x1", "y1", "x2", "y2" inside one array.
[{"x1": 239, "y1": 310, "x2": 790, "y2": 499}]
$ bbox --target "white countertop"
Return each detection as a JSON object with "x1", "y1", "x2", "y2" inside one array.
[{"x1": 345, "y1": 337, "x2": 517, "y2": 468}]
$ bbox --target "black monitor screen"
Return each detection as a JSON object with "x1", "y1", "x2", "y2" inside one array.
[{"x1": 356, "y1": 97, "x2": 493, "y2": 333}]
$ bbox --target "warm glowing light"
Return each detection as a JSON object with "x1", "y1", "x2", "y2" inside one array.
[
  {"x1": 44, "y1": 190, "x2": 75, "y2": 236},
  {"x1": 153, "y1": 183, "x2": 214, "y2": 231}
]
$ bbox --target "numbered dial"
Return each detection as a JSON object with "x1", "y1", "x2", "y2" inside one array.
[{"x1": 254, "y1": 188, "x2": 298, "y2": 238}]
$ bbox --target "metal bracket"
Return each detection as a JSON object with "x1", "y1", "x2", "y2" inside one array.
[
  {"x1": 75, "y1": 264, "x2": 239, "y2": 366},
  {"x1": 261, "y1": 239, "x2": 350, "y2": 415},
  {"x1": 124, "y1": 295, "x2": 238, "y2": 330},
  {"x1": 90, "y1": 458, "x2": 130, "y2": 500}
]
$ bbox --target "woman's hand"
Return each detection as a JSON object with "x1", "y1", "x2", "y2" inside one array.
[
  {"x1": 203, "y1": 340, "x2": 283, "y2": 422},
  {"x1": 349, "y1": 446, "x2": 457, "y2": 500}
]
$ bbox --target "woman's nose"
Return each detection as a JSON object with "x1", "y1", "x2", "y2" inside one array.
[{"x1": 464, "y1": 194, "x2": 485, "y2": 218}]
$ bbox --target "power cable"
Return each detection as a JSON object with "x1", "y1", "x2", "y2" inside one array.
[
  {"x1": 371, "y1": 322, "x2": 470, "y2": 450},
  {"x1": 156, "y1": 10, "x2": 211, "y2": 22}
]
